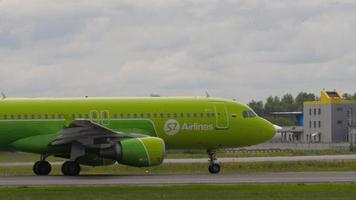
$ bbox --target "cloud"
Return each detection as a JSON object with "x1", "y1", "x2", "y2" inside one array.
[{"x1": 1, "y1": 0, "x2": 356, "y2": 103}]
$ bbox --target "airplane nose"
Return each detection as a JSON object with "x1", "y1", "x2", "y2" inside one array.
[
  {"x1": 261, "y1": 119, "x2": 279, "y2": 141},
  {"x1": 271, "y1": 124, "x2": 282, "y2": 141}
]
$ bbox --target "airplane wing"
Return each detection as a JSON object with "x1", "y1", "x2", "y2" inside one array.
[{"x1": 51, "y1": 120, "x2": 146, "y2": 149}]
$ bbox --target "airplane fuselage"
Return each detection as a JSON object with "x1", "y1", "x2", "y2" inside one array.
[{"x1": 0, "y1": 96, "x2": 275, "y2": 154}]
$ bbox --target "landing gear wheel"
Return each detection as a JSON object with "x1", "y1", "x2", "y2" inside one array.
[
  {"x1": 61, "y1": 161, "x2": 81, "y2": 176},
  {"x1": 33, "y1": 161, "x2": 52, "y2": 176},
  {"x1": 208, "y1": 163, "x2": 221, "y2": 174},
  {"x1": 207, "y1": 149, "x2": 221, "y2": 174}
]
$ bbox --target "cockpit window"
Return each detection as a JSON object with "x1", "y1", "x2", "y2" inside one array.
[
  {"x1": 248, "y1": 111, "x2": 257, "y2": 118},
  {"x1": 243, "y1": 110, "x2": 258, "y2": 118},
  {"x1": 242, "y1": 111, "x2": 249, "y2": 118}
]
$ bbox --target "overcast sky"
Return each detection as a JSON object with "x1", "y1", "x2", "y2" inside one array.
[{"x1": 1, "y1": 0, "x2": 356, "y2": 103}]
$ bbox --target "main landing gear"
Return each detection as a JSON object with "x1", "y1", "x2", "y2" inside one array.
[
  {"x1": 207, "y1": 150, "x2": 221, "y2": 174},
  {"x1": 61, "y1": 161, "x2": 81, "y2": 176},
  {"x1": 33, "y1": 155, "x2": 52, "y2": 176}
]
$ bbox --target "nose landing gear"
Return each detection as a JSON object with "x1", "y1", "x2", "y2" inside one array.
[{"x1": 207, "y1": 150, "x2": 221, "y2": 174}]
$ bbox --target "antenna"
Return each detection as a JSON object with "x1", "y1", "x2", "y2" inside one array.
[
  {"x1": 205, "y1": 91, "x2": 210, "y2": 98},
  {"x1": 1, "y1": 92, "x2": 6, "y2": 99}
]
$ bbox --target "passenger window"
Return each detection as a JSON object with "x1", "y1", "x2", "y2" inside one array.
[
  {"x1": 154, "y1": 113, "x2": 158, "y2": 118},
  {"x1": 45, "y1": 114, "x2": 49, "y2": 119},
  {"x1": 38, "y1": 114, "x2": 42, "y2": 119},
  {"x1": 127, "y1": 113, "x2": 131, "y2": 119},
  {"x1": 72, "y1": 113, "x2": 76, "y2": 119},
  {"x1": 242, "y1": 111, "x2": 248, "y2": 118},
  {"x1": 140, "y1": 113, "x2": 144, "y2": 118},
  {"x1": 187, "y1": 113, "x2": 191, "y2": 118},
  {"x1": 133, "y1": 113, "x2": 138, "y2": 118},
  {"x1": 78, "y1": 114, "x2": 82, "y2": 119},
  {"x1": 200, "y1": 113, "x2": 204, "y2": 118},
  {"x1": 147, "y1": 113, "x2": 151, "y2": 118},
  {"x1": 85, "y1": 114, "x2": 89, "y2": 119},
  {"x1": 120, "y1": 113, "x2": 124, "y2": 118},
  {"x1": 193, "y1": 113, "x2": 197, "y2": 118},
  {"x1": 58, "y1": 114, "x2": 62, "y2": 119},
  {"x1": 160, "y1": 113, "x2": 164, "y2": 118},
  {"x1": 206, "y1": 113, "x2": 210, "y2": 118},
  {"x1": 31, "y1": 114, "x2": 35, "y2": 119},
  {"x1": 180, "y1": 113, "x2": 184, "y2": 118},
  {"x1": 167, "y1": 113, "x2": 171, "y2": 118},
  {"x1": 173, "y1": 113, "x2": 178, "y2": 118},
  {"x1": 51, "y1": 114, "x2": 55, "y2": 119},
  {"x1": 113, "y1": 113, "x2": 118, "y2": 119},
  {"x1": 211, "y1": 113, "x2": 215, "y2": 117},
  {"x1": 3, "y1": 115, "x2": 7, "y2": 120},
  {"x1": 17, "y1": 114, "x2": 21, "y2": 119},
  {"x1": 24, "y1": 114, "x2": 28, "y2": 119}
]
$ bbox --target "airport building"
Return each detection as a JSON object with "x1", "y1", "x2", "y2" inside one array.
[{"x1": 303, "y1": 90, "x2": 356, "y2": 143}]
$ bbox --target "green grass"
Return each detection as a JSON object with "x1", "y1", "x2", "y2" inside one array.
[
  {"x1": 1, "y1": 161, "x2": 356, "y2": 176},
  {"x1": 1, "y1": 184, "x2": 356, "y2": 200},
  {"x1": 166, "y1": 150, "x2": 355, "y2": 159}
]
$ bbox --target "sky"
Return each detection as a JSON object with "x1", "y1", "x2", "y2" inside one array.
[{"x1": 1, "y1": 0, "x2": 356, "y2": 103}]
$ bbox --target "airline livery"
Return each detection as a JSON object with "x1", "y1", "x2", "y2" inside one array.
[{"x1": 0, "y1": 96, "x2": 276, "y2": 176}]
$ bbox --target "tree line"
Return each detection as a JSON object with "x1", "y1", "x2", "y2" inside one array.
[{"x1": 247, "y1": 92, "x2": 356, "y2": 126}]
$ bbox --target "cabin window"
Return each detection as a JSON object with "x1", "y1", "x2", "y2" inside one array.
[
  {"x1": 120, "y1": 113, "x2": 124, "y2": 118},
  {"x1": 24, "y1": 114, "x2": 28, "y2": 119},
  {"x1": 140, "y1": 113, "x2": 144, "y2": 118},
  {"x1": 126, "y1": 113, "x2": 131, "y2": 119},
  {"x1": 146, "y1": 113, "x2": 151, "y2": 118},
  {"x1": 132, "y1": 113, "x2": 137, "y2": 118},
  {"x1": 30, "y1": 114, "x2": 34, "y2": 119},
  {"x1": 45, "y1": 114, "x2": 49, "y2": 119},
  {"x1": 38, "y1": 114, "x2": 42, "y2": 119},
  {"x1": 180, "y1": 113, "x2": 184, "y2": 118},
  {"x1": 58, "y1": 114, "x2": 62, "y2": 119},
  {"x1": 72, "y1": 113, "x2": 76, "y2": 119},
  {"x1": 78, "y1": 114, "x2": 82, "y2": 119},
  {"x1": 160, "y1": 113, "x2": 164, "y2": 118},
  {"x1": 17, "y1": 115, "x2": 21, "y2": 119},
  {"x1": 3, "y1": 115, "x2": 7, "y2": 120},
  {"x1": 193, "y1": 113, "x2": 197, "y2": 118},
  {"x1": 113, "y1": 113, "x2": 118, "y2": 119},
  {"x1": 200, "y1": 113, "x2": 204, "y2": 118},
  {"x1": 206, "y1": 113, "x2": 210, "y2": 118},
  {"x1": 211, "y1": 113, "x2": 215, "y2": 117},
  {"x1": 173, "y1": 113, "x2": 178, "y2": 118},
  {"x1": 154, "y1": 113, "x2": 158, "y2": 118},
  {"x1": 167, "y1": 113, "x2": 171, "y2": 118},
  {"x1": 85, "y1": 114, "x2": 89, "y2": 119},
  {"x1": 51, "y1": 114, "x2": 55, "y2": 119},
  {"x1": 187, "y1": 113, "x2": 191, "y2": 118}
]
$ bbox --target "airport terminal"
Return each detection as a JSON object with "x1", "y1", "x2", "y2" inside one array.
[{"x1": 257, "y1": 90, "x2": 356, "y2": 151}]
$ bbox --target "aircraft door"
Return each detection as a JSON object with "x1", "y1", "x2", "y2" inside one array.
[{"x1": 212, "y1": 102, "x2": 229, "y2": 130}]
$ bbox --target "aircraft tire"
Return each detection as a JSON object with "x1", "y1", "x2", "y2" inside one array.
[
  {"x1": 62, "y1": 161, "x2": 81, "y2": 176},
  {"x1": 33, "y1": 161, "x2": 51, "y2": 176},
  {"x1": 208, "y1": 163, "x2": 221, "y2": 174}
]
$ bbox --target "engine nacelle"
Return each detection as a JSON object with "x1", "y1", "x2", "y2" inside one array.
[{"x1": 99, "y1": 137, "x2": 165, "y2": 167}]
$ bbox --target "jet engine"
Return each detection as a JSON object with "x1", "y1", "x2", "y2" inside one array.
[{"x1": 99, "y1": 137, "x2": 165, "y2": 167}]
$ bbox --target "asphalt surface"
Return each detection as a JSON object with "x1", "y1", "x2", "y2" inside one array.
[
  {"x1": 1, "y1": 172, "x2": 356, "y2": 186},
  {"x1": 2, "y1": 155, "x2": 356, "y2": 166}
]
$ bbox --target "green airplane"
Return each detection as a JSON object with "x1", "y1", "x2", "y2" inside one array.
[{"x1": 0, "y1": 96, "x2": 276, "y2": 176}]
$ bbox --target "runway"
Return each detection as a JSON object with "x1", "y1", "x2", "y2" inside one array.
[{"x1": 1, "y1": 172, "x2": 356, "y2": 186}]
